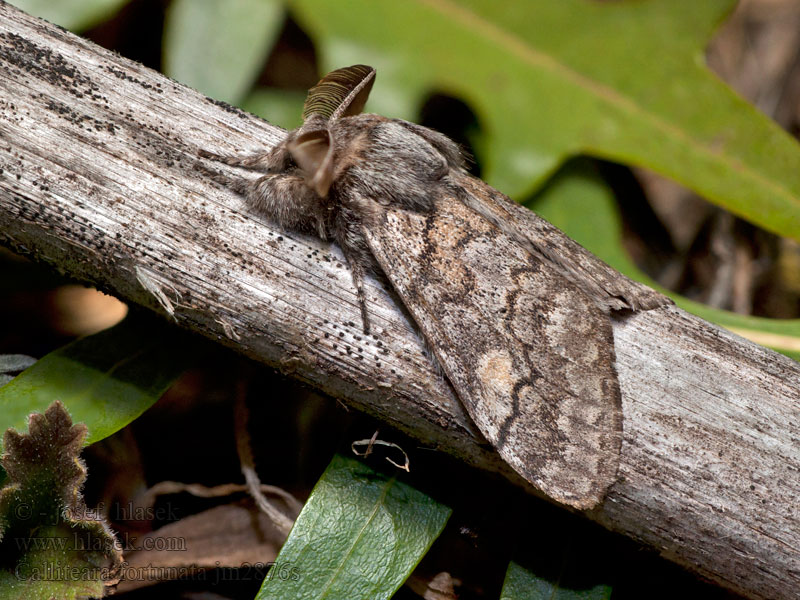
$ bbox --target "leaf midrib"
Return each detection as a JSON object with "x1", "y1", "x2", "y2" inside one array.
[
  {"x1": 421, "y1": 0, "x2": 800, "y2": 214},
  {"x1": 318, "y1": 476, "x2": 397, "y2": 599}
]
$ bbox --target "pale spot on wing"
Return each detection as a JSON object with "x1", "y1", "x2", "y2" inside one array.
[{"x1": 476, "y1": 349, "x2": 516, "y2": 438}]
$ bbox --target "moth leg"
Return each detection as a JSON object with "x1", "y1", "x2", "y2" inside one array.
[
  {"x1": 333, "y1": 207, "x2": 375, "y2": 334},
  {"x1": 193, "y1": 160, "x2": 250, "y2": 195},
  {"x1": 343, "y1": 249, "x2": 371, "y2": 335},
  {"x1": 198, "y1": 145, "x2": 291, "y2": 173}
]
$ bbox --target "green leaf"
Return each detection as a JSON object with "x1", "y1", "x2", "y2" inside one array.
[
  {"x1": 256, "y1": 454, "x2": 451, "y2": 600},
  {"x1": 532, "y1": 160, "x2": 800, "y2": 361},
  {"x1": 241, "y1": 87, "x2": 306, "y2": 129},
  {"x1": 0, "y1": 316, "x2": 193, "y2": 453},
  {"x1": 8, "y1": 0, "x2": 129, "y2": 32},
  {"x1": 164, "y1": 0, "x2": 285, "y2": 105},
  {"x1": 501, "y1": 560, "x2": 612, "y2": 600},
  {"x1": 290, "y1": 0, "x2": 800, "y2": 242}
]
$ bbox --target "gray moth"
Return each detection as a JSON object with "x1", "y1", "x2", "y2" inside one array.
[{"x1": 199, "y1": 65, "x2": 667, "y2": 509}]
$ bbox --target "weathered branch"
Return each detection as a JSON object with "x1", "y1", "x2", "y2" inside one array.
[{"x1": 0, "y1": 4, "x2": 797, "y2": 598}]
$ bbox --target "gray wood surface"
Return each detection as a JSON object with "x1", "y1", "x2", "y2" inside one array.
[{"x1": 0, "y1": 4, "x2": 797, "y2": 598}]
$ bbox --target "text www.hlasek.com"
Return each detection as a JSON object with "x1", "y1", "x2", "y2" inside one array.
[{"x1": 13, "y1": 531, "x2": 184, "y2": 553}]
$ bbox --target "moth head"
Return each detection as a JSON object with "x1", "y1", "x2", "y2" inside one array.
[{"x1": 288, "y1": 64, "x2": 377, "y2": 198}]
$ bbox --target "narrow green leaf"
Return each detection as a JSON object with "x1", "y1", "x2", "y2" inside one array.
[
  {"x1": 0, "y1": 316, "x2": 193, "y2": 453},
  {"x1": 164, "y1": 0, "x2": 284, "y2": 104},
  {"x1": 8, "y1": 0, "x2": 129, "y2": 32},
  {"x1": 532, "y1": 161, "x2": 800, "y2": 361},
  {"x1": 501, "y1": 560, "x2": 612, "y2": 600},
  {"x1": 256, "y1": 454, "x2": 451, "y2": 600},
  {"x1": 290, "y1": 0, "x2": 800, "y2": 242}
]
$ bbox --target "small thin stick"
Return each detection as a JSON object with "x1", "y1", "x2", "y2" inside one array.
[
  {"x1": 235, "y1": 381, "x2": 296, "y2": 535},
  {"x1": 137, "y1": 481, "x2": 303, "y2": 515},
  {"x1": 351, "y1": 431, "x2": 411, "y2": 471}
]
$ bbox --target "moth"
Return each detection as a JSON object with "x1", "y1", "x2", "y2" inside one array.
[{"x1": 199, "y1": 65, "x2": 666, "y2": 509}]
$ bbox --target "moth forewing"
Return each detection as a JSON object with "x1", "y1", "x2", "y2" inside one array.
[
  {"x1": 363, "y1": 194, "x2": 622, "y2": 508},
  {"x1": 454, "y1": 175, "x2": 666, "y2": 313}
]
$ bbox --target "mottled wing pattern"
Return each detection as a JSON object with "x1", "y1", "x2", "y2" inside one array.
[
  {"x1": 364, "y1": 194, "x2": 622, "y2": 508},
  {"x1": 454, "y1": 174, "x2": 668, "y2": 313}
]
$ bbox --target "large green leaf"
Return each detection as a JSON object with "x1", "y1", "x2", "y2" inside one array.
[
  {"x1": 8, "y1": 0, "x2": 129, "y2": 32},
  {"x1": 289, "y1": 0, "x2": 800, "y2": 242},
  {"x1": 256, "y1": 454, "x2": 451, "y2": 600},
  {"x1": 0, "y1": 316, "x2": 193, "y2": 453},
  {"x1": 164, "y1": 0, "x2": 285, "y2": 104}
]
